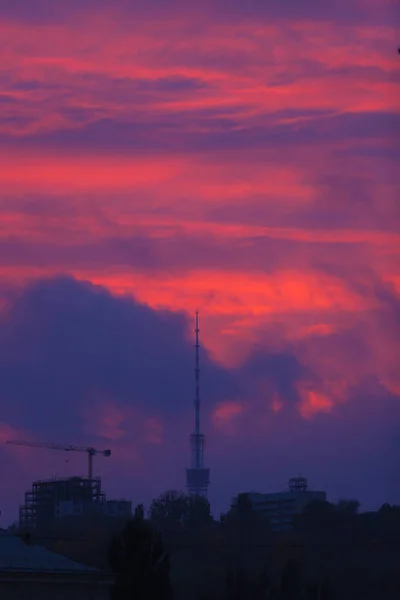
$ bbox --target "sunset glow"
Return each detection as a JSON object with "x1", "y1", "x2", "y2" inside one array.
[{"x1": 0, "y1": 0, "x2": 399, "y2": 520}]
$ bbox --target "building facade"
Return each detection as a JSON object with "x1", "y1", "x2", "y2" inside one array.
[
  {"x1": 19, "y1": 477, "x2": 131, "y2": 530},
  {"x1": 231, "y1": 477, "x2": 326, "y2": 531}
]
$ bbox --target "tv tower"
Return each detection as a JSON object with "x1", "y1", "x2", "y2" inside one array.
[{"x1": 186, "y1": 312, "x2": 210, "y2": 497}]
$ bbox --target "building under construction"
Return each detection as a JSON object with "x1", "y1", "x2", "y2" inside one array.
[{"x1": 19, "y1": 477, "x2": 131, "y2": 530}]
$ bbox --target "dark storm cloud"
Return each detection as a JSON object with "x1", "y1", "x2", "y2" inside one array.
[
  {"x1": 212, "y1": 294, "x2": 400, "y2": 509},
  {"x1": 321, "y1": 378, "x2": 400, "y2": 503},
  {"x1": 278, "y1": 381, "x2": 400, "y2": 505},
  {"x1": 236, "y1": 348, "x2": 311, "y2": 405},
  {"x1": 0, "y1": 277, "x2": 224, "y2": 435},
  {"x1": 0, "y1": 276, "x2": 307, "y2": 440}
]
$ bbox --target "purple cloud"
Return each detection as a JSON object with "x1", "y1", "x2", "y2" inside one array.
[
  {"x1": 2, "y1": 111, "x2": 397, "y2": 156},
  {"x1": 0, "y1": 275, "x2": 399, "y2": 523},
  {"x1": 1, "y1": 0, "x2": 396, "y2": 26}
]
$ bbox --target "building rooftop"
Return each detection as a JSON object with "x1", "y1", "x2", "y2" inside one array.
[{"x1": 0, "y1": 531, "x2": 97, "y2": 574}]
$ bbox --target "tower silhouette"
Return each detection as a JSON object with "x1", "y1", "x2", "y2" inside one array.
[{"x1": 186, "y1": 312, "x2": 210, "y2": 497}]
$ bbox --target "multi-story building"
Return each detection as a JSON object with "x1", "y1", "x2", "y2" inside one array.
[
  {"x1": 19, "y1": 477, "x2": 131, "y2": 530},
  {"x1": 231, "y1": 477, "x2": 326, "y2": 531}
]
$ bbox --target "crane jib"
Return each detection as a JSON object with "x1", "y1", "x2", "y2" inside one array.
[{"x1": 5, "y1": 439, "x2": 111, "y2": 479}]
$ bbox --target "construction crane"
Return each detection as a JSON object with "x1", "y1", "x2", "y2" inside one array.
[{"x1": 6, "y1": 440, "x2": 111, "y2": 480}]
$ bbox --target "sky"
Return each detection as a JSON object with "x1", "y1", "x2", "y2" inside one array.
[{"x1": 0, "y1": 0, "x2": 399, "y2": 524}]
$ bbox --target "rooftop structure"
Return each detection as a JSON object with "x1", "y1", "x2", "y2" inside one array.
[
  {"x1": 0, "y1": 529, "x2": 97, "y2": 574},
  {"x1": 0, "y1": 530, "x2": 112, "y2": 600},
  {"x1": 231, "y1": 477, "x2": 326, "y2": 531},
  {"x1": 186, "y1": 312, "x2": 210, "y2": 497}
]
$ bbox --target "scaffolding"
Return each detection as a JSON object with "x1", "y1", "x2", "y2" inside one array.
[
  {"x1": 19, "y1": 477, "x2": 106, "y2": 530},
  {"x1": 289, "y1": 477, "x2": 308, "y2": 493}
]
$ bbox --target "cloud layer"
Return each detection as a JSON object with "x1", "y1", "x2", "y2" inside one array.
[
  {"x1": 0, "y1": 0, "x2": 399, "y2": 522},
  {"x1": 1, "y1": 276, "x2": 399, "y2": 522}
]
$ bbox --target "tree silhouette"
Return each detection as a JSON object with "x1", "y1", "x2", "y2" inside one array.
[
  {"x1": 185, "y1": 493, "x2": 213, "y2": 529},
  {"x1": 225, "y1": 493, "x2": 267, "y2": 533},
  {"x1": 225, "y1": 568, "x2": 250, "y2": 600},
  {"x1": 335, "y1": 499, "x2": 360, "y2": 515},
  {"x1": 134, "y1": 503, "x2": 145, "y2": 521},
  {"x1": 108, "y1": 516, "x2": 174, "y2": 599},
  {"x1": 225, "y1": 568, "x2": 274, "y2": 600},
  {"x1": 280, "y1": 558, "x2": 304, "y2": 600},
  {"x1": 149, "y1": 491, "x2": 188, "y2": 530},
  {"x1": 294, "y1": 500, "x2": 338, "y2": 538},
  {"x1": 320, "y1": 577, "x2": 335, "y2": 600},
  {"x1": 149, "y1": 490, "x2": 212, "y2": 532},
  {"x1": 302, "y1": 500, "x2": 336, "y2": 516}
]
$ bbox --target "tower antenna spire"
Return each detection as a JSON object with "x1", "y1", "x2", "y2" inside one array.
[
  {"x1": 194, "y1": 311, "x2": 200, "y2": 451},
  {"x1": 186, "y1": 312, "x2": 210, "y2": 497}
]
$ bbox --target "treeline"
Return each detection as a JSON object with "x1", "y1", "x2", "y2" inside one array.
[{"x1": 13, "y1": 492, "x2": 400, "y2": 599}]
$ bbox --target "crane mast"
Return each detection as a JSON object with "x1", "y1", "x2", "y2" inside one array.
[{"x1": 6, "y1": 440, "x2": 111, "y2": 479}]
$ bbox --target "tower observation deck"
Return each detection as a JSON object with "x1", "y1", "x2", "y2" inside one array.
[{"x1": 186, "y1": 312, "x2": 210, "y2": 497}]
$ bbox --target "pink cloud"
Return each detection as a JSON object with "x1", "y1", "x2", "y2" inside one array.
[
  {"x1": 0, "y1": 0, "x2": 399, "y2": 525},
  {"x1": 212, "y1": 401, "x2": 245, "y2": 435}
]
